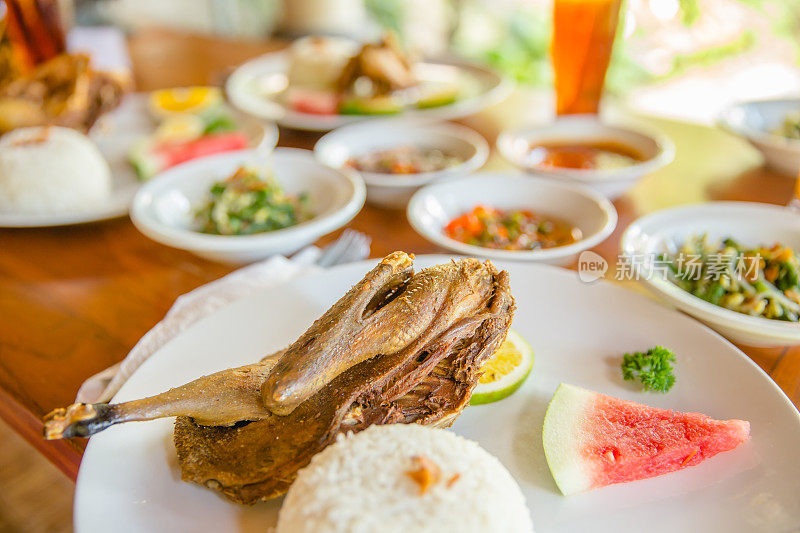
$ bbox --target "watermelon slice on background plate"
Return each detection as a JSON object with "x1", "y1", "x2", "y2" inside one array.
[
  {"x1": 542, "y1": 383, "x2": 750, "y2": 496},
  {"x1": 130, "y1": 132, "x2": 250, "y2": 181}
]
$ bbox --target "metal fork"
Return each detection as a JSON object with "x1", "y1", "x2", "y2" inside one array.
[{"x1": 315, "y1": 229, "x2": 371, "y2": 267}]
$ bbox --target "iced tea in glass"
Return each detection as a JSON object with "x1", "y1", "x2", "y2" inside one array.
[
  {"x1": 552, "y1": 0, "x2": 622, "y2": 115},
  {"x1": 1, "y1": 0, "x2": 65, "y2": 72}
]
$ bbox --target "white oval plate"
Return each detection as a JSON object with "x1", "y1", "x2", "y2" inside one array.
[
  {"x1": 74, "y1": 256, "x2": 799, "y2": 532},
  {"x1": 0, "y1": 94, "x2": 278, "y2": 228},
  {"x1": 622, "y1": 201, "x2": 800, "y2": 346},
  {"x1": 407, "y1": 173, "x2": 617, "y2": 265},
  {"x1": 225, "y1": 50, "x2": 511, "y2": 131}
]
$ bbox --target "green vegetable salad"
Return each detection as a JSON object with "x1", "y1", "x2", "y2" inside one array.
[
  {"x1": 660, "y1": 235, "x2": 800, "y2": 321},
  {"x1": 196, "y1": 166, "x2": 311, "y2": 236}
]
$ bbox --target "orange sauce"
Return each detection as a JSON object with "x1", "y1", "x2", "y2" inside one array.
[
  {"x1": 527, "y1": 141, "x2": 643, "y2": 170},
  {"x1": 552, "y1": 0, "x2": 622, "y2": 115},
  {"x1": 444, "y1": 205, "x2": 581, "y2": 251}
]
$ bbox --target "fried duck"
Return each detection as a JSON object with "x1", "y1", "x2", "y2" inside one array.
[
  {"x1": 336, "y1": 33, "x2": 417, "y2": 95},
  {"x1": 0, "y1": 53, "x2": 126, "y2": 133},
  {"x1": 43, "y1": 252, "x2": 515, "y2": 504}
]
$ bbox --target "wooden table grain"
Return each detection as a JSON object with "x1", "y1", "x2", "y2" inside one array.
[{"x1": 0, "y1": 28, "x2": 798, "y2": 482}]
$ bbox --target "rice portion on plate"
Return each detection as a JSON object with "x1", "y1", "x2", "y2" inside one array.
[
  {"x1": 0, "y1": 126, "x2": 111, "y2": 214},
  {"x1": 276, "y1": 423, "x2": 534, "y2": 533}
]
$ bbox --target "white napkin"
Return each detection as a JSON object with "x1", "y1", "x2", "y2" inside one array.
[{"x1": 76, "y1": 247, "x2": 322, "y2": 404}]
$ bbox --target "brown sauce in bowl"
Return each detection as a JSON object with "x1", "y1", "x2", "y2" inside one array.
[{"x1": 527, "y1": 141, "x2": 644, "y2": 170}]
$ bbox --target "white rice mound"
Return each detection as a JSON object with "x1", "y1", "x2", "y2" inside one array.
[
  {"x1": 287, "y1": 35, "x2": 358, "y2": 90},
  {"x1": 0, "y1": 126, "x2": 112, "y2": 214},
  {"x1": 276, "y1": 424, "x2": 534, "y2": 533}
]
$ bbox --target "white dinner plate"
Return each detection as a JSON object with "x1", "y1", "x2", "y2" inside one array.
[
  {"x1": 0, "y1": 94, "x2": 278, "y2": 228},
  {"x1": 0, "y1": 95, "x2": 145, "y2": 227},
  {"x1": 74, "y1": 256, "x2": 800, "y2": 532},
  {"x1": 225, "y1": 51, "x2": 511, "y2": 131}
]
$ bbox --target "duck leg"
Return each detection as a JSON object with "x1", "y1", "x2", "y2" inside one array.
[{"x1": 43, "y1": 360, "x2": 277, "y2": 439}]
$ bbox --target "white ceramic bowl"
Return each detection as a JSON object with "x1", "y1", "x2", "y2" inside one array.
[
  {"x1": 407, "y1": 173, "x2": 617, "y2": 265},
  {"x1": 718, "y1": 98, "x2": 800, "y2": 176},
  {"x1": 621, "y1": 201, "x2": 800, "y2": 346},
  {"x1": 314, "y1": 118, "x2": 489, "y2": 208},
  {"x1": 131, "y1": 148, "x2": 365, "y2": 264},
  {"x1": 497, "y1": 116, "x2": 675, "y2": 199}
]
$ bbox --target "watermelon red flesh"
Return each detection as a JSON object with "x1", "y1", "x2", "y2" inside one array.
[
  {"x1": 542, "y1": 384, "x2": 750, "y2": 495},
  {"x1": 154, "y1": 132, "x2": 249, "y2": 168},
  {"x1": 286, "y1": 88, "x2": 339, "y2": 115}
]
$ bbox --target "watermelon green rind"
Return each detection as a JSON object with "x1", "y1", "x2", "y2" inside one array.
[
  {"x1": 128, "y1": 139, "x2": 163, "y2": 181},
  {"x1": 338, "y1": 96, "x2": 403, "y2": 115},
  {"x1": 542, "y1": 383, "x2": 596, "y2": 495},
  {"x1": 542, "y1": 383, "x2": 750, "y2": 496}
]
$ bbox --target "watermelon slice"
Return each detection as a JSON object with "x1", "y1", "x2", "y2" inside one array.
[
  {"x1": 542, "y1": 383, "x2": 750, "y2": 495},
  {"x1": 286, "y1": 88, "x2": 340, "y2": 115},
  {"x1": 130, "y1": 132, "x2": 249, "y2": 180}
]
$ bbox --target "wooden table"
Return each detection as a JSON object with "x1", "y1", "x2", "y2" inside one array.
[{"x1": 1, "y1": 29, "x2": 798, "y2": 482}]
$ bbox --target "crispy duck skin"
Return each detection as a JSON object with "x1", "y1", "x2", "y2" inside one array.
[
  {"x1": 336, "y1": 33, "x2": 416, "y2": 95},
  {"x1": 43, "y1": 252, "x2": 515, "y2": 504},
  {"x1": 0, "y1": 53, "x2": 126, "y2": 133}
]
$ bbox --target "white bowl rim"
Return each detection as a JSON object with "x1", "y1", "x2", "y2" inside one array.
[
  {"x1": 497, "y1": 115, "x2": 676, "y2": 183},
  {"x1": 314, "y1": 118, "x2": 490, "y2": 187},
  {"x1": 717, "y1": 97, "x2": 800, "y2": 149},
  {"x1": 621, "y1": 201, "x2": 800, "y2": 339},
  {"x1": 130, "y1": 147, "x2": 366, "y2": 252},
  {"x1": 407, "y1": 172, "x2": 618, "y2": 260}
]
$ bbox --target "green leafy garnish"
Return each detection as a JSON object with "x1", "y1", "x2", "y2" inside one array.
[
  {"x1": 203, "y1": 113, "x2": 237, "y2": 134},
  {"x1": 621, "y1": 346, "x2": 677, "y2": 393}
]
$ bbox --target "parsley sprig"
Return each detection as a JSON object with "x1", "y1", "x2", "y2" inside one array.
[{"x1": 621, "y1": 346, "x2": 677, "y2": 393}]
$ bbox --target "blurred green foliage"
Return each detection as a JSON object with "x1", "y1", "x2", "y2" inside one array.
[{"x1": 364, "y1": 0, "x2": 800, "y2": 93}]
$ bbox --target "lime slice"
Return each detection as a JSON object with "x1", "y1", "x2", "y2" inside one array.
[
  {"x1": 470, "y1": 330, "x2": 534, "y2": 405},
  {"x1": 149, "y1": 87, "x2": 222, "y2": 119},
  {"x1": 153, "y1": 114, "x2": 205, "y2": 143}
]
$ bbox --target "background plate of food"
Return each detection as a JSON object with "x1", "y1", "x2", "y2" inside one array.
[
  {"x1": 66, "y1": 255, "x2": 799, "y2": 532},
  {"x1": 622, "y1": 201, "x2": 800, "y2": 346},
  {"x1": 225, "y1": 35, "x2": 512, "y2": 132},
  {"x1": 718, "y1": 98, "x2": 800, "y2": 176},
  {"x1": 0, "y1": 91, "x2": 277, "y2": 228}
]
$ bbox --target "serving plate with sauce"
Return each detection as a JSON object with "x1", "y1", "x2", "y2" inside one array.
[{"x1": 497, "y1": 116, "x2": 675, "y2": 199}]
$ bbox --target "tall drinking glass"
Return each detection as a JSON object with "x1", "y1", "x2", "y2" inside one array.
[
  {"x1": 552, "y1": 0, "x2": 622, "y2": 116},
  {"x1": 791, "y1": 169, "x2": 800, "y2": 211},
  {"x1": 1, "y1": 0, "x2": 65, "y2": 72}
]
